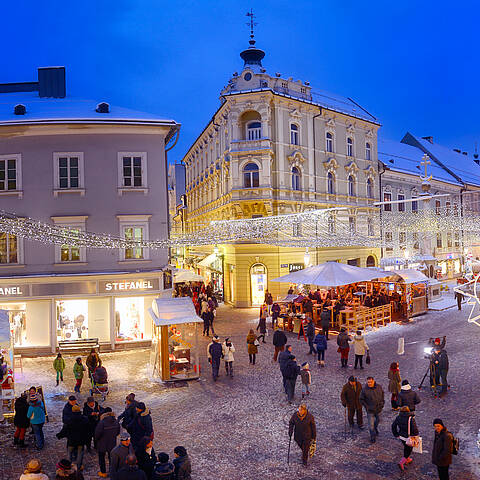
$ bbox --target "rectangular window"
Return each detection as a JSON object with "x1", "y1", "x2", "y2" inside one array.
[
  {"x1": 52, "y1": 218, "x2": 87, "y2": 263},
  {"x1": 447, "y1": 232, "x2": 452, "y2": 248},
  {"x1": 412, "y1": 198, "x2": 418, "y2": 212},
  {"x1": 60, "y1": 228, "x2": 81, "y2": 261},
  {"x1": 53, "y1": 153, "x2": 84, "y2": 191},
  {"x1": 436, "y1": 233, "x2": 442, "y2": 248},
  {"x1": 383, "y1": 192, "x2": 392, "y2": 211},
  {"x1": 124, "y1": 226, "x2": 144, "y2": 259},
  {"x1": 398, "y1": 194, "x2": 405, "y2": 212},
  {"x1": 0, "y1": 158, "x2": 17, "y2": 190},
  {"x1": 454, "y1": 232, "x2": 460, "y2": 247},
  {"x1": 118, "y1": 152, "x2": 147, "y2": 191},
  {"x1": 435, "y1": 200, "x2": 441, "y2": 215},
  {"x1": 0, "y1": 232, "x2": 18, "y2": 263},
  {"x1": 399, "y1": 231, "x2": 406, "y2": 245},
  {"x1": 385, "y1": 231, "x2": 393, "y2": 252},
  {"x1": 446, "y1": 201, "x2": 451, "y2": 215}
]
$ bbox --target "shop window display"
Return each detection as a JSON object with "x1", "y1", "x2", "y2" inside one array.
[
  {"x1": 57, "y1": 299, "x2": 88, "y2": 341},
  {"x1": 115, "y1": 297, "x2": 145, "y2": 342}
]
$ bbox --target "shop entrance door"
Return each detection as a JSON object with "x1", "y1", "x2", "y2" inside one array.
[
  {"x1": 250, "y1": 263, "x2": 267, "y2": 306},
  {"x1": 56, "y1": 300, "x2": 88, "y2": 341}
]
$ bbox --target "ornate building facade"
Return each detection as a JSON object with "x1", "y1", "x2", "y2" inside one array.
[{"x1": 181, "y1": 36, "x2": 381, "y2": 306}]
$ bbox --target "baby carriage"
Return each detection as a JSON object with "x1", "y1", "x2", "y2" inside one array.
[{"x1": 90, "y1": 365, "x2": 109, "y2": 401}]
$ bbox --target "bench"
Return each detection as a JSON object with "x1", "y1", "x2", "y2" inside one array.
[{"x1": 58, "y1": 338, "x2": 100, "y2": 353}]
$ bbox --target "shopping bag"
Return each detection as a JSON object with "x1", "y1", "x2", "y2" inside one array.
[
  {"x1": 309, "y1": 439, "x2": 316, "y2": 457},
  {"x1": 412, "y1": 436, "x2": 423, "y2": 454},
  {"x1": 254, "y1": 339, "x2": 260, "y2": 346},
  {"x1": 366, "y1": 351, "x2": 371, "y2": 365}
]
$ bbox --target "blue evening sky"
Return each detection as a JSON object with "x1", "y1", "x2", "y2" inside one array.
[{"x1": 2, "y1": 0, "x2": 479, "y2": 161}]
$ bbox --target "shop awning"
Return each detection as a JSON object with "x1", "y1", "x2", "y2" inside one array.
[
  {"x1": 198, "y1": 253, "x2": 217, "y2": 268},
  {"x1": 272, "y1": 262, "x2": 390, "y2": 287},
  {"x1": 149, "y1": 297, "x2": 203, "y2": 327},
  {"x1": 386, "y1": 269, "x2": 429, "y2": 284},
  {"x1": 0, "y1": 309, "x2": 10, "y2": 348},
  {"x1": 174, "y1": 270, "x2": 205, "y2": 283}
]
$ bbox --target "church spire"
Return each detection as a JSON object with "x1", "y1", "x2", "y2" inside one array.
[{"x1": 240, "y1": 9, "x2": 265, "y2": 69}]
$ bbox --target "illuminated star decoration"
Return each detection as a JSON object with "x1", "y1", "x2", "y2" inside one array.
[{"x1": 454, "y1": 275, "x2": 480, "y2": 327}]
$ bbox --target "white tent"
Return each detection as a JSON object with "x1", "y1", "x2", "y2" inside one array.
[
  {"x1": 198, "y1": 253, "x2": 217, "y2": 268},
  {"x1": 174, "y1": 270, "x2": 205, "y2": 283},
  {"x1": 272, "y1": 262, "x2": 389, "y2": 287},
  {"x1": 149, "y1": 297, "x2": 203, "y2": 327},
  {"x1": 385, "y1": 269, "x2": 429, "y2": 284}
]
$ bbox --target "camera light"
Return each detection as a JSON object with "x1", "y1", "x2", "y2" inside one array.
[{"x1": 424, "y1": 347, "x2": 433, "y2": 355}]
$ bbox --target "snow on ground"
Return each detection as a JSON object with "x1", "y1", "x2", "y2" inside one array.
[{"x1": 1, "y1": 305, "x2": 479, "y2": 479}]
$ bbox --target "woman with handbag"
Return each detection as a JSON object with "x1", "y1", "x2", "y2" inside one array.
[
  {"x1": 246, "y1": 329, "x2": 259, "y2": 365},
  {"x1": 391, "y1": 406, "x2": 420, "y2": 471}
]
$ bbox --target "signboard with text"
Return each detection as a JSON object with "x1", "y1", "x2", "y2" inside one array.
[{"x1": 289, "y1": 263, "x2": 305, "y2": 273}]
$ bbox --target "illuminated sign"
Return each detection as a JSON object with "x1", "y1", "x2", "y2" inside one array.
[
  {"x1": 0, "y1": 286, "x2": 24, "y2": 296},
  {"x1": 99, "y1": 278, "x2": 159, "y2": 293},
  {"x1": 289, "y1": 263, "x2": 305, "y2": 273}
]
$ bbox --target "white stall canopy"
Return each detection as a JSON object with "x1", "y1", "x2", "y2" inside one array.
[
  {"x1": 385, "y1": 269, "x2": 429, "y2": 284},
  {"x1": 174, "y1": 269, "x2": 205, "y2": 283},
  {"x1": 149, "y1": 297, "x2": 203, "y2": 327}
]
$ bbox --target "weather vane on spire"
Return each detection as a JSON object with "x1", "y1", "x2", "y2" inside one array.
[{"x1": 246, "y1": 9, "x2": 258, "y2": 45}]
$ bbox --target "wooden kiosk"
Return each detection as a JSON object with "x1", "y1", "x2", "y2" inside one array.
[{"x1": 149, "y1": 297, "x2": 203, "y2": 382}]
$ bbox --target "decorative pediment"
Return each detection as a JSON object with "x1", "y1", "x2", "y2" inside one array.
[
  {"x1": 323, "y1": 157, "x2": 338, "y2": 171},
  {"x1": 288, "y1": 150, "x2": 306, "y2": 165},
  {"x1": 325, "y1": 117, "x2": 336, "y2": 127},
  {"x1": 346, "y1": 123, "x2": 356, "y2": 134},
  {"x1": 345, "y1": 161, "x2": 359, "y2": 175},
  {"x1": 364, "y1": 164, "x2": 376, "y2": 177},
  {"x1": 290, "y1": 108, "x2": 302, "y2": 120},
  {"x1": 366, "y1": 129, "x2": 374, "y2": 138}
]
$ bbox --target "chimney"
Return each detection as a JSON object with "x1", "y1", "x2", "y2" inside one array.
[
  {"x1": 38, "y1": 67, "x2": 66, "y2": 98},
  {"x1": 422, "y1": 136, "x2": 433, "y2": 144},
  {"x1": 453, "y1": 148, "x2": 461, "y2": 153},
  {"x1": 462, "y1": 152, "x2": 468, "y2": 155}
]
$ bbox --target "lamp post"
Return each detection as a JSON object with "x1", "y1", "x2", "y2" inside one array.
[{"x1": 304, "y1": 248, "x2": 311, "y2": 268}]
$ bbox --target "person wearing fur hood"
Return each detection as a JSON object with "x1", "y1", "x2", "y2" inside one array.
[
  {"x1": 19, "y1": 459, "x2": 49, "y2": 480},
  {"x1": 398, "y1": 380, "x2": 421, "y2": 412},
  {"x1": 95, "y1": 407, "x2": 120, "y2": 477},
  {"x1": 352, "y1": 330, "x2": 369, "y2": 369},
  {"x1": 222, "y1": 338, "x2": 235, "y2": 378},
  {"x1": 127, "y1": 402, "x2": 153, "y2": 453},
  {"x1": 55, "y1": 458, "x2": 84, "y2": 480}
]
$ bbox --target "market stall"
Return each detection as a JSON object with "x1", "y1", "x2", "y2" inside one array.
[{"x1": 148, "y1": 297, "x2": 203, "y2": 382}]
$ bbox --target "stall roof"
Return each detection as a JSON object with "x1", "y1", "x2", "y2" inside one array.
[
  {"x1": 198, "y1": 253, "x2": 217, "y2": 267},
  {"x1": 149, "y1": 297, "x2": 203, "y2": 327},
  {"x1": 174, "y1": 270, "x2": 205, "y2": 283},
  {"x1": 386, "y1": 269, "x2": 429, "y2": 284}
]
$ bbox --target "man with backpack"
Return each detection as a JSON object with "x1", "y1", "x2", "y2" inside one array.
[{"x1": 432, "y1": 418, "x2": 455, "y2": 480}]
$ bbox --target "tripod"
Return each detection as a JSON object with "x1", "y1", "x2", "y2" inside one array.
[{"x1": 419, "y1": 361, "x2": 440, "y2": 398}]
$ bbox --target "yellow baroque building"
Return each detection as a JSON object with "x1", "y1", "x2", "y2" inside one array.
[{"x1": 180, "y1": 37, "x2": 381, "y2": 307}]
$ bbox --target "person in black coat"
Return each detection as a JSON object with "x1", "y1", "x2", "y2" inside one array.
[
  {"x1": 341, "y1": 376, "x2": 363, "y2": 429},
  {"x1": 83, "y1": 396, "x2": 101, "y2": 451},
  {"x1": 136, "y1": 436, "x2": 156, "y2": 479},
  {"x1": 278, "y1": 345, "x2": 292, "y2": 395},
  {"x1": 305, "y1": 318, "x2": 315, "y2": 355},
  {"x1": 271, "y1": 303, "x2": 281, "y2": 329},
  {"x1": 207, "y1": 336, "x2": 223, "y2": 381},
  {"x1": 118, "y1": 393, "x2": 138, "y2": 432},
  {"x1": 289, "y1": 404, "x2": 317, "y2": 466},
  {"x1": 284, "y1": 355, "x2": 300, "y2": 404},
  {"x1": 320, "y1": 307, "x2": 331, "y2": 340},
  {"x1": 153, "y1": 452, "x2": 174, "y2": 480},
  {"x1": 432, "y1": 418, "x2": 453, "y2": 480},
  {"x1": 256, "y1": 316, "x2": 267, "y2": 343},
  {"x1": 398, "y1": 380, "x2": 421, "y2": 411},
  {"x1": 13, "y1": 393, "x2": 30, "y2": 447},
  {"x1": 201, "y1": 310, "x2": 211, "y2": 336},
  {"x1": 95, "y1": 407, "x2": 120, "y2": 477},
  {"x1": 391, "y1": 406, "x2": 419, "y2": 471},
  {"x1": 127, "y1": 402, "x2": 153, "y2": 453},
  {"x1": 173, "y1": 446, "x2": 191, "y2": 480},
  {"x1": 62, "y1": 396, "x2": 78, "y2": 424},
  {"x1": 431, "y1": 347, "x2": 449, "y2": 397},
  {"x1": 118, "y1": 455, "x2": 147, "y2": 480},
  {"x1": 272, "y1": 329, "x2": 287, "y2": 362}
]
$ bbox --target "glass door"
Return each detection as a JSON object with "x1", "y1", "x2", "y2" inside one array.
[{"x1": 250, "y1": 263, "x2": 267, "y2": 306}]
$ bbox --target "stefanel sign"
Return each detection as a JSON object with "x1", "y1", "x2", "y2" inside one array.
[{"x1": 99, "y1": 278, "x2": 160, "y2": 293}]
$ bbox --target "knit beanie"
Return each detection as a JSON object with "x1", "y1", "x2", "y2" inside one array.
[{"x1": 433, "y1": 418, "x2": 444, "y2": 427}]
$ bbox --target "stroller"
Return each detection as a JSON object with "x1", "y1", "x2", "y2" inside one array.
[{"x1": 90, "y1": 365, "x2": 109, "y2": 401}]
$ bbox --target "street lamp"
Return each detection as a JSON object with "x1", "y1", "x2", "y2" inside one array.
[{"x1": 304, "y1": 248, "x2": 311, "y2": 267}]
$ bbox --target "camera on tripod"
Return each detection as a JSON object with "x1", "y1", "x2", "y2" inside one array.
[{"x1": 424, "y1": 336, "x2": 446, "y2": 359}]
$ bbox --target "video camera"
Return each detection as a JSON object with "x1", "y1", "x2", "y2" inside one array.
[{"x1": 424, "y1": 336, "x2": 446, "y2": 359}]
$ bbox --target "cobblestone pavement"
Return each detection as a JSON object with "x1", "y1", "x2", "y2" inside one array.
[{"x1": 1, "y1": 303, "x2": 479, "y2": 479}]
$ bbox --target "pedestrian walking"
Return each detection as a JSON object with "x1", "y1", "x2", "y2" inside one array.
[
  {"x1": 56, "y1": 405, "x2": 89, "y2": 470},
  {"x1": 320, "y1": 307, "x2": 331, "y2": 340},
  {"x1": 222, "y1": 338, "x2": 235, "y2": 378},
  {"x1": 352, "y1": 330, "x2": 368, "y2": 369},
  {"x1": 272, "y1": 328, "x2": 287, "y2": 362},
  {"x1": 284, "y1": 354, "x2": 300, "y2": 404},
  {"x1": 73, "y1": 358, "x2": 85, "y2": 394},
  {"x1": 398, "y1": 380, "x2": 421, "y2": 411},
  {"x1": 288, "y1": 403, "x2": 317, "y2": 467},
  {"x1": 53, "y1": 353, "x2": 66, "y2": 387},
  {"x1": 13, "y1": 392, "x2": 30, "y2": 448},
  {"x1": 62, "y1": 396, "x2": 78, "y2": 425},
  {"x1": 127, "y1": 402, "x2": 153, "y2": 453},
  {"x1": 19, "y1": 459, "x2": 49, "y2": 480},
  {"x1": 392, "y1": 406, "x2": 419, "y2": 471},
  {"x1": 432, "y1": 419, "x2": 453, "y2": 480},
  {"x1": 117, "y1": 455, "x2": 147, "y2": 480},
  {"x1": 201, "y1": 309, "x2": 211, "y2": 336},
  {"x1": 388, "y1": 362, "x2": 402, "y2": 410},
  {"x1": 94, "y1": 407, "x2": 120, "y2": 478},
  {"x1": 246, "y1": 329, "x2": 258, "y2": 365},
  {"x1": 305, "y1": 318, "x2": 316, "y2": 355},
  {"x1": 454, "y1": 290, "x2": 463, "y2": 310},
  {"x1": 136, "y1": 436, "x2": 156, "y2": 479},
  {"x1": 271, "y1": 302, "x2": 281, "y2": 329},
  {"x1": 173, "y1": 446, "x2": 192, "y2": 480},
  {"x1": 300, "y1": 362, "x2": 311, "y2": 399},
  {"x1": 153, "y1": 452, "x2": 174, "y2": 480},
  {"x1": 337, "y1": 328, "x2": 352, "y2": 368},
  {"x1": 207, "y1": 307, "x2": 215, "y2": 335},
  {"x1": 110, "y1": 434, "x2": 134, "y2": 480},
  {"x1": 279, "y1": 345, "x2": 293, "y2": 394},
  {"x1": 118, "y1": 393, "x2": 138, "y2": 432},
  {"x1": 207, "y1": 335, "x2": 223, "y2": 381},
  {"x1": 256, "y1": 316, "x2": 267, "y2": 343},
  {"x1": 86, "y1": 349, "x2": 101, "y2": 379},
  {"x1": 341, "y1": 376, "x2": 364, "y2": 430},
  {"x1": 359, "y1": 376, "x2": 385, "y2": 443},
  {"x1": 55, "y1": 458, "x2": 85, "y2": 480},
  {"x1": 83, "y1": 396, "x2": 101, "y2": 452},
  {"x1": 27, "y1": 393, "x2": 46, "y2": 450},
  {"x1": 313, "y1": 330, "x2": 327, "y2": 367}
]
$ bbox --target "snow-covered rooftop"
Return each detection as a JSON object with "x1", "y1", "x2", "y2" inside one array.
[
  {"x1": 0, "y1": 92, "x2": 177, "y2": 127},
  {"x1": 378, "y1": 138, "x2": 463, "y2": 186}
]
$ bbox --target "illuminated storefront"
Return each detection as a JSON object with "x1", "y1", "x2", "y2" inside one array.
[{"x1": 0, "y1": 270, "x2": 171, "y2": 355}]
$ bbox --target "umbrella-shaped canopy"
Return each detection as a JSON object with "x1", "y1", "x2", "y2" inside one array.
[
  {"x1": 272, "y1": 262, "x2": 389, "y2": 287},
  {"x1": 174, "y1": 269, "x2": 205, "y2": 283}
]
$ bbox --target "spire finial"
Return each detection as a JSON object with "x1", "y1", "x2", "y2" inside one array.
[{"x1": 246, "y1": 9, "x2": 257, "y2": 46}]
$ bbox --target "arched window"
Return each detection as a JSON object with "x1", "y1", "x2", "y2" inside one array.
[
  {"x1": 247, "y1": 121, "x2": 262, "y2": 140},
  {"x1": 347, "y1": 137, "x2": 353, "y2": 157},
  {"x1": 365, "y1": 142, "x2": 371, "y2": 160},
  {"x1": 366, "y1": 254, "x2": 376, "y2": 267},
  {"x1": 366, "y1": 178, "x2": 374, "y2": 198},
  {"x1": 326, "y1": 132, "x2": 334, "y2": 152},
  {"x1": 291, "y1": 166, "x2": 301, "y2": 191},
  {"x1": 327, "y1": 172, "x2": 335, "y2": 194},
  {"x1": 243, "y1": 162, "x2": 259, "y2": 188},
  {"x1": 348, "y1": 175, "x2": 355, "y2": 196},
  {"x1": 290, "y1": 124, "x2": 299, "y2": 145}
]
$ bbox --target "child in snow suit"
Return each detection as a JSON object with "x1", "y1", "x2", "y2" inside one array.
[
  {"x1": 300, "y1": 362, "x2": 311, "y2": 398},
  {"x1": 53, "y1": 353, "x2": 66, "y2": 386},
  {"x1": 73, "y1": 357, "x2": 86, "y2": 393}
]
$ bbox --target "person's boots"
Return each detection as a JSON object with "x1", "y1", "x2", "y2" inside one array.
[
  {"x1": 56, "y1": 379, "x2": 59, "y2": 386},
  {"x1": 13, "y1": 436, "x2": 18, "y2": 445},
  {"x1": 321, "y1": 361, "x2": 325, "y2": 367},
  {"x1": 405, "y1": 457, "x2": 413, "y2": 465},
  {"x1": 398, "y1": 457, "x2": 407, "y2": 471}
]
